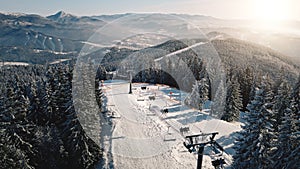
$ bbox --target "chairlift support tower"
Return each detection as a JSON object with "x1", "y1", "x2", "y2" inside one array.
[
  {"x1": 127, "y1": 70, "x2": 133, "y2": 94},
  {"x1": 183, "y1": 132, "x2": 226, "y2": 169}
]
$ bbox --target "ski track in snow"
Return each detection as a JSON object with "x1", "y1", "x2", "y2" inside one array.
[
  {"x1": 103, "y1": 82, "x2": 241, "y2": 169},
  {"x1": 154, "y1": 42, "x2": 207, "y2": 62},
  {"x1": 24, "y1": 32, "x2": 30, "y2": 46},
  {"x1": 58, "y1": 39, "x2": 64, "y2": 52},
  {"x1": 48, "y1": 37, "x2": 56, "y2": 51},
  {"x1": 42, "y1": 37, "x2": 46, "y2": 49}
]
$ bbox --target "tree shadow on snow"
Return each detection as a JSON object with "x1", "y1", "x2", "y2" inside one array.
[
  {"x1": 216, "y1": 131, "x2": 239, "y2": 155},
  {"x1": 164, "y1": 110, "x2": 211, "y2": 126}
]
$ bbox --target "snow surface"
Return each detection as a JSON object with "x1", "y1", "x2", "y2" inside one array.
[
  {"x1": 102, "y1": 81, "x2": 241, "y2": 169},
  {"x1": 154, "y1": 42, "x2": 207, "y2": 62},
  {"x1": 0, "y1": 62, "x2": 30, "y2": 66},
  {"x1": 49, "y1": 59, "x2": 71, "y2": 64},
  {"x1": 81, "y1": 41, "x2": 110, "y2": 48}
]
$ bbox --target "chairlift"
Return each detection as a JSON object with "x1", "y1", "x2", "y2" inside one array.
[
  {"x1": 148, "y1": 96, "x2": 155, "y2": 100},
  {"x1": 211, "y1": 158, "x2": 226, "y2": 169},
  {"x1": 180, "y1": 126, "x2": 190, "y2": 135},
  {"x1": 161, "y1": 106, "x2": 169, "y2": 113},
  {"x1": 210, "y1": 142, "x2": 226, "y2": 169},
  {"x1": 164, "y1": 133, "x2": 176, "y2": 142},
  {"x1": 183, "y1": 132, "x2": 227, "y2": 169}
]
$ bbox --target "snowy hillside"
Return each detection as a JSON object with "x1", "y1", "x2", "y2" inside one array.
[{"x1": 101, "y1": 81, "x2": 241, "y2": 169}]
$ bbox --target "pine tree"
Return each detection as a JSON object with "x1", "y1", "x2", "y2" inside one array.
[
  {"x1": 95, "y1": 80, "x2": 105, "y2": 112},
  {"x1": 0, "y1": 130, "x2": 33, "y2": 169},
  {"x1": 210, "y1": 79, "x2": 226, "y2": 118},
  {"x1": 238, "y1": 66, "x2": 254, "y2": 111},
  {"x1": 0, "y1": 64, "x2": 103, "y2": 168},
  {"x1": 1, "y1": 79, "x2": 30, "y2": 124},
  {"x1": 198, "y1": 77, "x2": 209, "y2": 111},
  {"x1": 273, "y1": 81, "x2": 291, "y2": 132},
  {"x1": 45, "y1": 67, "x2": 60, "y2": 124},
  {"x1": 49, "y1": 63, "x2": 102, "y2": 169},
  {"x1": 1, "y1": 79, "x2": 36, "y2": 168},
  {"x1": 222, "y1": 78, "x2": 242, "y2": 122},
  {"x1": 233, "y1": 86, "x2": 262, "y2": 169},
  {"x1": 27, "y1": 79, "x2": 48, "y2": 125},
  {"x1": 184, "y1": 77, "x2": 209, "y2": 111},
  {"x1": 272, "y1": 108, "x2": 297, "y2": 168},
  {"x1": 233, "y1": 77, "x2": 276, "y2": 169},
  {"x1": 285, "y1": 75, "x2": 300, "y2": 168},
  {"x1": 185, "y1": 80, "x2": 200, "y2": 109}
]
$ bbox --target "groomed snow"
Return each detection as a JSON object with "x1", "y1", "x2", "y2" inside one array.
[
  {"x1": 0, "y1": 62, "x2": 30, "y2": 66},
  {"x1": 102, "y1": 81, "x2": 241, "y2": 169}
]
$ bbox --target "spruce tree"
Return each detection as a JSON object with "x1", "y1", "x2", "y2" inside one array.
[
  {"x1": 61, "y1": 63, "x2": 102, "y2": 169},
  {"x1": 185, "y1": 77, "x2": 209, "y2": 111},
  {"x1": 210, "y1": 79, "x2": 226, "y2": 118},
  {"x1": 27, "y1": 80, "x2": 48, "y2": 125},
  {"x1": 285, "y1": 75, "x2": 300, "y2": 168},
  {"x1": 198, "y1": 77, "x2": 209, "y2": 111},
  {"x1": 233, "y1": 86, "x2": 262, "y2": 169},
  {"x1": 0, "y1": 130, "x2": 33, "y2": 169},
  {"x1": 273, "y1": 81, "x2": 291, "y2": 132},
  {"x1": 272, "y1": 108, "x2": 297, "y2": 168},
  {"x1": 238, "y1": 66, "x2": 254, "y2": 111},
  {"x1": 222, "y1": 78, "x2": 242, "y2": 122},
  {"x1": 233, "y1": 77, "x2": 276, "y2": 169}
]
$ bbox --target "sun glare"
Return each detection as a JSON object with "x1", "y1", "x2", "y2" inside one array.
[
  {"x1": 252, "y1": 0, "x2": 292, "y2": 30},
  {"x1": 254, "y1": 0, "x2": 290, "y2": 21}
]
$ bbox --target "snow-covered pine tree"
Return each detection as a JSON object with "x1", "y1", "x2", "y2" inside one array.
[
  {"x1": 0, "y1": 129, "x2": 33, "y2": 169},
  {"x1": 45, "y1": 66, "x2": 60, "y2": 124},
  {"x1": 285, "y1": 75, "x2": 300, "y2": 168},
  {"x1": 252, "y1": 77, "x2": 276, "y2": 169},
  {"x1": 233, "y1": 86, "x2": 263, "y2": 169},
  {"x1": 273, "y1": 81, "x2": 291, "y2": 132},
  {"x1": 198, "y1": 77, "x2": 209, "y2": 111},
  {"x1": 238, "y1": 66, "x2": 254, "y2": 111},
  {"x1": 210, "y1": 79, "x2": 226, "y2": 118},
  {"x1": 221, "y1": 78, "x2": 242, "y2": 122},
  {"x1": 95, "y1": 80, "x2": 105, "y2": 112},
  {"x1": 1, "y1": 78, "x2": 30, "y2": 125},
  {"x1": 233, "y1": 76, "x2": 276, "y2": 169},
  {"x1": 199, "y1": 61, "x2": 211, "y2": 98},
  {"x1": 184, "y1": 77, "x2": 209, "y2": 111},
  {"x1": 185, "y1": 80, "x2": 200, "y2": 109},
  {"x1": 1, "y1": 79, "x2": 36, "y2": 167},
  {"x1": 0, "y1": 82, "x2": 32, "y2": 169},
  {"x1": 56, "y1": 63, "x2": 102, "y2": 169},
  {"x1": 290, "y1": 75, "x2": 300, "y2": 120},
  {"x1": 272, "y1": 108, "x2": 297, "y2": 168},
  {"x1": 27, "y1": 79, "x2": 48, "y2": 125},
  {"x1": 0, "y1": 64, "x2": 103, "y2": 168}
]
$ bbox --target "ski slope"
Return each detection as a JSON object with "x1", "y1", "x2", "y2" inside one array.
[
  {"x1": 103, "y1": 81, "x2": 241, "y2": 169},
  {"x1": 154, "y1": 42, "x2": 207, "y2": 62}
]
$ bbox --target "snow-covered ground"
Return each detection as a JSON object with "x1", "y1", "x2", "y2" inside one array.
[
  {"x1": 102, "y1": 81, "x2": 241, "y2": 169},
  {"x1": 49, "y1": 59, "x2": 71, "y2": 64},
  {"x1": 154, "y1": 42, "x2": 207, "y2": 62},
  {"x1": 0, "y1": 62, "x2": 30, "y2": 66}
]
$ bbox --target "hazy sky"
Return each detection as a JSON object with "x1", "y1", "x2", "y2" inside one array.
[{"x1": 1, "y1": 0, "x2": 300, "y2": 20}]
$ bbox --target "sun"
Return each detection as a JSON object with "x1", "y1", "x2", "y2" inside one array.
[
  {"x1": 254, "y1": 0, "x2": 291, "y2": 21},
  {"x1": 252, "y1": 0, "x2": 293, "y2": 30}
]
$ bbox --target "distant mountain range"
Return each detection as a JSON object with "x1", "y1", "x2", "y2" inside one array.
[{"x1": 0, "y1": 11, "x2": 299, "y2": 66}]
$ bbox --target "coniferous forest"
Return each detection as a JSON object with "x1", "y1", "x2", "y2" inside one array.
[{"x1": 0, "y1": 63, "x2": 103, "y2": 169}]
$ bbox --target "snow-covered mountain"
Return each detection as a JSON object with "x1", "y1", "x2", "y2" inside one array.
[
  {"x1": 0, "y1": 11, "x2": 299, "y2": 66},
  {"x1": 47, "y1": 11, "x2": 104, "y2": 24}
]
